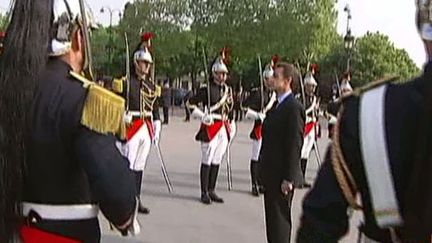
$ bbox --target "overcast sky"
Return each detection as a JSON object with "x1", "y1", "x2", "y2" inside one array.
[{"x1": 0, "y1": 0, "x2": 426, "y2": 67}]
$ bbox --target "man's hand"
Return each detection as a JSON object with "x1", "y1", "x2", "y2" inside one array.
[{"x1": 281, "y1": 180, "x2": 293, "y2": 196}]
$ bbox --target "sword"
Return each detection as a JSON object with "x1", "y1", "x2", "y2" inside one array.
[
  {"x1": 154, "y1": 143, "x2": 173, "y2": 193},
  {"x1": 226, "y1": 143, "x2": 233, "y2": 191},
  {"x1": 78, "y1": 0, "x2": 94, "y2": 81},
  {"x1": 334, "y1": 70, "x2": 342, "y2": 98},
  {"x1": 257, "y1": 55, "x2": 264, "y2": 111},
  {"x1": 201, "y1": 47, "x2": 211, "y2": 111},
  {"x1": 312, "y1": 140, "x2": 322, "y2": 167},
  {"x1": 296, "y1": 62, "x2": 306, "y2": 107},
  {"x1": 125, "y1": 33, "x2": 131, "y2": 111}
]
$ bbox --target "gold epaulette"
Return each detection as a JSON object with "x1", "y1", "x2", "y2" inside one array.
[
  {"x1": 70, "y1": 71, "x2": 126, "y2": 140},
  {"x1": 351, "y1": 76, "x2": 399, "y2": 97},
  {"x1": 155, "y1": 85, "x2": 162, "y2": 97},
  {"x1": 70, "y1": 71, "x2": 93, "y2": 88},
  {"x1": 112, "y1": 77, "x2": 124, "y2": 94}
]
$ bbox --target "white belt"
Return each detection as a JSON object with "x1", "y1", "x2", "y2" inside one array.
[
  {"x1": 22, "y1": 202, "x2": 99, "y2": 220},
  {"x1": 211, "y1": 114, "x2": 223, "y2": 120},
  {"x1": 128, "y1": 110, "x2": 152, "y2": 118}
]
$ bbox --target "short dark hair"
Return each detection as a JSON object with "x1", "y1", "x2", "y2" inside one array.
[{"x1": 275, "y1": 62, "x2": 301, "y2": 90}]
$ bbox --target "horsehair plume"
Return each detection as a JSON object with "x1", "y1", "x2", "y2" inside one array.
[{"x1": 0, "y1": 0, "x2": 54, "y2": 242}]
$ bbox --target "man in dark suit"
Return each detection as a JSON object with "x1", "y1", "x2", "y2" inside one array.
[{"x1": 260, "y1": 62, "x2": 305, "y2": 243}]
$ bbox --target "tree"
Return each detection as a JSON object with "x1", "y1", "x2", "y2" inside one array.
[
  {"x1": 91, "y1": 26, "x2": 125, "y2": 77},
  {"x1": 93, "y1": 0, "x2": 419, "y2": 96},
  {"x1": 0, "y1": 12, "x2": 9, "y2": 31},
  {"x1": 351, "y1": 32, "x2": 420, "y2": 86},
  {"x1": 315, "y1": 32, "x2": 420, "y2": 102}
]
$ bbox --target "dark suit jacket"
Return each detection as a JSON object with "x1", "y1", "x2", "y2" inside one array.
[{"x1": 260, "y1": 93, "x2": 305, "y2": 187}]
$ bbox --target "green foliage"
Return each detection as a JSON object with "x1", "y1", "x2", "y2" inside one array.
[
  {"x1": 351, "y1": 32, "x2": 420, "y2": 86},
  {"x1": 0, "y1": 12, "x2": 9, "y2": 31},
  {"x1": 91, "y1": 0, "x2": 419, "y2": 94}
]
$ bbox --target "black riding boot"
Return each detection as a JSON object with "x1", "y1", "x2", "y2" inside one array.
[
  {"x1": 208, "y1": 164, "x2": 224, "y2": 203},
  {"x1": 200, "y1": 164, "x2": 211, "y2": 204},
  {"x1": 250, "y1": 160, "x2": 259, "y2": 197},
  {"x1": 134, "y1": 171, "x2": 150, "y2": 214},
  {"x1": 300, "y1": 159, "x2": 311, "y2": 188}
]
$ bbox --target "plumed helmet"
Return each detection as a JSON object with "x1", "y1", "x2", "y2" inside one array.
[
  {"x1": 50, "y1": 0, "x2": 97, "y2": 56},
  {"x1": 340, "y1": 80, "x2": 353, "y2": 93},
  {"x1": 263, "y1": 55, "x2": 279, "y2": 79},
  {"x1": 212, "y1": 47, "x2": 230, "y2": 75},
  {"x1": 0, "y1": 31, "x2": 5, "y2": 51},
  {"x1": 304, "y1": 72, "x2": 317, "y2": 86},
  {"x1": 310, "y1": 63, "x2": 319, "y2": 74},
  {"x1": 141, "y1": 32, "x2": 154, "y2": 49},
  {"x1": 417, "y1": 0, "x2": 432, "y2": 40}
]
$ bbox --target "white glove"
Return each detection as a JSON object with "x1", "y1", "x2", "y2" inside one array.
[
  {"x1": 257, "y1": 112, "x2": 266, "y2": 122},
  {"x1": 245, "y1": 108, "x2": 258, "y2": 120},
  {"x1": 245, "y1": 108, "x2": 266, "y2": 121},
  {"x1": 123, "y1": 112, "x2": 133, "y2": 124},
  {"x1": 328, "y1": 115, "x2": 337, "y2": 125},
  {"x1": 153, "y1": 120, "x2": 161, "y2": 145},
  {"x1": 202, "y1": 113, "x2": 214, "y2": 126},
  {"x1": 191, "y1": 107, "x2": 205, "y2": 120}
]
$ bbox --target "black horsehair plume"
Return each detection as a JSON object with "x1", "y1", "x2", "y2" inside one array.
[{"x1": 0, "y1": 0, "x2": 53, "y2": 242}]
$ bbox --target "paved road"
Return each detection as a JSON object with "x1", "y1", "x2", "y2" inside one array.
[{"x1": 101, "y1": 112, "x2": 361, "y2": 243}]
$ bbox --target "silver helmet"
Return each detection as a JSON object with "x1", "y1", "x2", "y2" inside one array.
[
  {"x1": 50, "y1": 0, "x2": 97, "y2": 56},
  {"x1": 304, "y1": 72, "x2": 318, "y2": 86},
  {"x1": 263, "y1": 55, "x2": 279, "y2": 79},
  {"x1": 417, "y1": 0, "x2": 432, "y2": 40},
  {"x1": 340, "y1": 80, "x2": 353, "y2": 94},
  {"x1": 212, "y1": 47, "x2": 230, "y2": 75},
  {"x1": 134, "y1": 48, "x2": 153, "y2": 64}
]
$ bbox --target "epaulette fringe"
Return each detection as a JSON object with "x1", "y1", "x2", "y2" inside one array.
[{"x1": 70, "y1": 71, "x2": 126, "y2": 139}]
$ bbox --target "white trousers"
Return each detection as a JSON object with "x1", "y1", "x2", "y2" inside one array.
[
  {"x1": 301, "y1": 128, "x2": 316, "y2": 160},
  {"x1": 201, "y1": 126, "x2": 229, "y2": 166},
  {"x1": 118, "y1": 124, "x2": 152, "y2": 171},
  {"x1": 251, "y1": 139, "x2": 262, "y2": 161}
]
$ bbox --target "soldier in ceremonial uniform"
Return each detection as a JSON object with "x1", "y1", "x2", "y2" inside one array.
[
  {"x1": 297, "y1": 2, "x2": 432, "y2": 242},
  {"x1": 300, "y1": 69, "x2": 320, "y2": 188},
  {"x1": 243, "y1": 55, "x2": 278, "y2": 196},
  {"x1": 326, "y1": 78, "x2": 353, "y2": 139},
  {"x1": 187, "y1": 48, "x2": 234, "y2": 204},
  {"x1": 0, "y1": 1, "x2": 138, "y2": 242},
  {"x1": 112, "y1": 32, "x2": 162, "y2": 214}
]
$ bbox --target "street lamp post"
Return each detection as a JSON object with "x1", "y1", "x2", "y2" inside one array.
[
  {"x1": 343, "y1": 4, "x2": 355, "y2": 72},
  {"x1": 100, "y1": 6, "x2": 122, "y2": 69}
]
